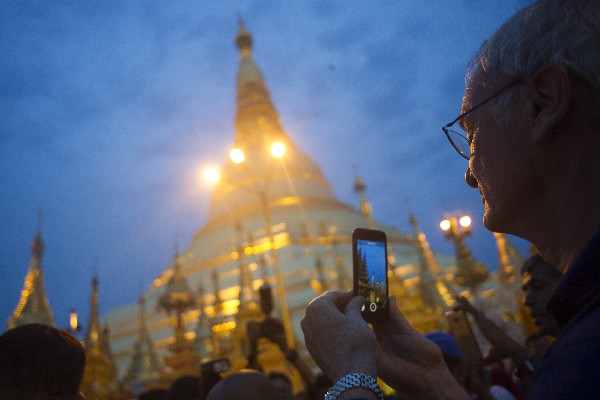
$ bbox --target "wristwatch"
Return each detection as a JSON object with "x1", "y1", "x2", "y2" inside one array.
[{"x1": 324, "y1": 373, "x2": 384, "y2": 400}]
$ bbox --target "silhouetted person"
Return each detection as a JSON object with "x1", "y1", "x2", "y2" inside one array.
[
  {"x1": 207, "y1": 369, "x2": 279, "y2": 400},
  {"x1": 521, "y1": 254, "x2": 561, "y2": 338},
  {"x1": 167, "y1": 375, "x2": 201, "y2": 400},
  {"x1": 0, "y1": 323, "x2": 85, "y2": 400},
  {"x1": 268, "y1": 372, "x2": 294, "y2": 400},
  {"x1": 138, "y1": 388, "x2": 167, "y2": 400}
]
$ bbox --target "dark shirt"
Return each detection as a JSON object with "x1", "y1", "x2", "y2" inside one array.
[{"x1": 527, "y1": 230, "x2": 600, "y2": 399}]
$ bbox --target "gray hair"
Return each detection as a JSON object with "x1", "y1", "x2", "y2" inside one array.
[{"x1": 467, "y1": 0, "x2": 600, "y2": 113}]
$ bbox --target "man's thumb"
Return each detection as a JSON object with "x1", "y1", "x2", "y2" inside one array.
[{"x1": 345, "y1": 295, "x2": 365, "y2": 320}]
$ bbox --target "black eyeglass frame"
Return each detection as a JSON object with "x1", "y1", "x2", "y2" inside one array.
[{"x1": 442, "y1": 78, "x2": 523, "y2": 160}]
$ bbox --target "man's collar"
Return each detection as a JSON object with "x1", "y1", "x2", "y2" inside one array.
[{"x1": 546, "y1": 230, "x2": 600, "y2": 328}]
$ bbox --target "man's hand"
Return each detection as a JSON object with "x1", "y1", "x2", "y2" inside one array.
[
  {"x1": 373, "y1": 296, "x2": 469, "y2": 400},
  {"x1": 301, "y1": 290, "x2": 377, "y2": 382},
  {"x1": 456, "y1": 296, "x2": 528, "y2": 364}
]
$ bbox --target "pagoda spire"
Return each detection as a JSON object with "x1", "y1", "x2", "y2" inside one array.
[
  {"x1": 409, "y1": 215, "x2": 455, "y2": 311},
  {"x1": 494, "y1": 232, "x2": 525, "y2": 285},
  {"x1": 353, "y1": 174, "x2": 376, "y2": 229},
  {"x1": 81, "y1": 274, "x2": 114, "y2": 400},
  {"x1": 234, "y1": 19, "x2": 284, "y2": 147},
  {"x1": 9, "y1": 221, "x2": 55, "y2": 328},
  {"x1": 85, "y1": 275, "x2": 101, "y2": 347},
  {"x1": 492, "y1": 232, "x2": 528, "y2": 329},
  {"x1": 157, "y1": 252, "x2": 199, "y2": 385},
  {"x1": 207, "y1": 20, "x2": 336, "y2": 222},
  {"x1": 123, "y1": 294, "x2": 161, "y2": 395}
]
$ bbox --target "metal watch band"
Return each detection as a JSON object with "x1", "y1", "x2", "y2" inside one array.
[{"x1": 324, "y1": 373, "x2": 384, "y2": 400}]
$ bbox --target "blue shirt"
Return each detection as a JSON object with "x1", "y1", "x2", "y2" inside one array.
[{"x1": 527, "y1": 230, "x2": 600, "y2": 399}]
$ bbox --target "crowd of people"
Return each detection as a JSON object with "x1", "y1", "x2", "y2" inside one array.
[
  {"x1": 2, "y1": 0, "x2": 599, "y2": 399},
  {"x1": 0, "y1": 249, "x2": 570, "y2": 400}
]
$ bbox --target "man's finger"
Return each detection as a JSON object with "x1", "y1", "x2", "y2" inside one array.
[
  {"x1": 344, "y1": 295, "x2": 366, "y2": 320},
  {"x1": 307, "y1": 290, "x2": 354, "y2": 310},
  {"x1": 373, "y1": 296, "x2": 418, "y2": 335}
]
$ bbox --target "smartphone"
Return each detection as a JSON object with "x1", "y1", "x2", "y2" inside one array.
[
  {"x1": 352, "y1": 228, "x2": 389, "y2": 323},
  {"x1": 445, "y1": 309, "x2": 483, "y2": 363}
]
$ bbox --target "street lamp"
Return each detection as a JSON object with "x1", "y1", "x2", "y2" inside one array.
[
  {"x1": 204, "y1": 141, "x2": 295, "y2": 348},
  {"x1": 440, "y1": 214, "x2": 472, "y2": 237},
  {"x1": 440, "y1": 212, "x2": 489, "y2": 292}
]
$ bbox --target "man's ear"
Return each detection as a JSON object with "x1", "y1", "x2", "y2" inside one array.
[{"x1": 528, "y1": 65, "x2": 571, "y2": 143}]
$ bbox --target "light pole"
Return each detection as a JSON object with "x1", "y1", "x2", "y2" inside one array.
[
  {"x1": 440, "y1": 212, "x2": 489, "y2": 293},
  {"x1": 204, "y1": 140, "x2": 295, "y2": 348}
]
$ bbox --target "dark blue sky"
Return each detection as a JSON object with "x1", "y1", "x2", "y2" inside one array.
[{"x1": 0, "y1": 1, "x2": 532, "y2": 330}]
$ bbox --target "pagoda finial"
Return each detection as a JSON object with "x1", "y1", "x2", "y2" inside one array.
[{"x1": 235, "y1": 16, "x2": 252, "y2": 56}]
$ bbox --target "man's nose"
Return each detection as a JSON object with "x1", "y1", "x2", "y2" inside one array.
[{"x1": 465, "y1": 166, "x2": 478, "y2": 188}]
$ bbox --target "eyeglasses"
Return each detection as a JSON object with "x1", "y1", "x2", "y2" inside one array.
[{"x1": 442, "y1": 78, "x2": 523, "y2": 160}]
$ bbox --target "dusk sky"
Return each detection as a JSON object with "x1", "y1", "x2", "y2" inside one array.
[{"x1": 1, "y1": 1, "x2": 532, "y2": 331}]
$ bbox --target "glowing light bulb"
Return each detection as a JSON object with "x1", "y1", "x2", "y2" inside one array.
[
  {"x1": 204, "y1": 168, "x2": 220, "y2": 183},
  {"x1": 459, "y1": 216, "x2": 472, "y2": 228},
  {"x1": 230, "y1": 148, "x2": 245, "y2": 164},
  {"x1": 271, "y1": 141, "x2": 286, "y2": 158},
  {"x1": 440, "y1": 219, "x2": 451, "y2": 231}
]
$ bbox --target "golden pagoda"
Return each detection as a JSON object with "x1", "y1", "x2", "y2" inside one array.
[
  {"x1": 81, "y1": 275, "x2": 118, "y2": 400},
  {"x1": 102, "y1": 21, "x2": 456, "y2": 386},
  {"x1": 8, "y1": 225, "x2": 55, "y2": 329}
]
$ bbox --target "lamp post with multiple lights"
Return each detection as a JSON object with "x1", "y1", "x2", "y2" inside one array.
[
  {"x1": 440, "y1": 212, "x2": 489, "y2": 293},
  {"x1": 204, "y1": 141, "x2": 295, "y2": 348}
]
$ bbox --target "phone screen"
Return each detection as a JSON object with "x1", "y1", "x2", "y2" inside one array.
[{"x1": 353, "y1": 228, "x2": 388, "y2": 322}]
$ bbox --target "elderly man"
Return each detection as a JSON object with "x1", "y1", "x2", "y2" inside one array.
[{"x1": 301, "y1": 1, "x2": 600, "y2": 399}]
